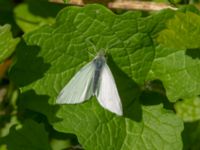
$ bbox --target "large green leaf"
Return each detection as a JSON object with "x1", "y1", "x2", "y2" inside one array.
[
  {"x1": 13, "y1": 5, "x2": 200, "y2": 102},
  {"x1": 0, "y1": 24, "x2": 20, "y2": 62},
  {"x1": 10, "y1": 4, "x2": 184, "y2": 150},
  {"x1": 18, "y1": 91, "x2": 183, "y2": 150},
  {"x1": 54, "y1": 101, "x2": 182, "y2": 150},
  {"x1": 147, "y1": 11, "x2": 200, "y2": 101}
]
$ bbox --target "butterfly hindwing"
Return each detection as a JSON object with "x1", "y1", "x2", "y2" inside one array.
[{"x1": 95, "y1": 64, "x2": 123, "y2": 115}]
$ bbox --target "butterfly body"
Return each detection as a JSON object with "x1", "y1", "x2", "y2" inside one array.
[{"x1": 92, "y1": 54, "x2": 105, "y2": 94}]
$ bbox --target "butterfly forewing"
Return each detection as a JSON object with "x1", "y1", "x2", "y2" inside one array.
[{"x1": 57, "y1": 62, "x2": 95, "y2": 104}]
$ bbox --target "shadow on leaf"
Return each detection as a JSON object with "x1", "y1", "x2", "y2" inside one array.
[
  {"x1": 182, "y1": 120, "x2": 200, "y2": 150},
  {"x1": 140, "y1": 79, "x2": 174, "y2": 110},
  {"x1": 9, "y1": 39, "x2": 51, "y2": 86},
  {"x1": 27, "y1": 0, "x2": 65, "y2": 18},
  {"x1": 19, "y1": 90, "x2": 61, "y2": 123},
  {"x1": 186, "y1": 48, "x2": 200, "y2": 59}
]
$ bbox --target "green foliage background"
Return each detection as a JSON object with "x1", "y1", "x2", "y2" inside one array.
[{"x1": 0, "y1": 0, "x2": 200, "y2": 150}]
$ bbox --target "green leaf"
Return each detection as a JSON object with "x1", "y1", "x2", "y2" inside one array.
[
  {"x1": 54, "y1": 102, "x2": 183, "y2": 150},
  {"x1": 51, "y1": 139, "x2": 71, "y2": 150},
  {"x1": 0, "y1": 24, "x2": 20, "y2": 62},
  {"x1": 175, "y1": 97, "x2": 200, "y2": 122},
  {"x1": 147, "y1": 46, "x2": 200, "y2": 101},
  {"x1": 18, "y1": 92, "x2": 183, "y2": 150},
  {"x1": 0, "y1": 116, "x2": 19, "y2": 138},
  {"x1": 10, "y1": 4, "x2": 184, "y2": 149},
  {"x1": 3, "y1": 120, "x2": 51, "y2": 150},
  {"x1": 158, "y1": 12, "x2": 200, "y2": 49},
  {"x1": 147, "y1": 11, "x2": 200, "y2": 102},
  {"x1": 14, "y1": 0, "x2": 65, "y2": 33}
]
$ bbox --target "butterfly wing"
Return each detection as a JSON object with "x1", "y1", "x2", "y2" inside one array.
[
  {"x1": 96, "y1": 64, "x2": 123, "y2": 115},
  {"x1": 57, "y1": 62, "x2": 95, "y2": 104}
]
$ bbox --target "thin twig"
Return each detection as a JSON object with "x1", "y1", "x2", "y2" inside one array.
[
  {"x1": 49, "y1": 0, "x2": 83, "y2": 5},
  {"x1": 109, "y1": 1, "x2": 177, "y2": 11},
  {"x1": 49, "y1": 0, "x2": 177, "y2": 11},
  {"x1": 0, "y1": 59, "x2": 12, "y2": 78}
]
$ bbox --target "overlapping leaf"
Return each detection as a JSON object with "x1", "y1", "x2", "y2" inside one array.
[
  {"x1": 0, "y1": 24, "x2": 20, "y2": 62},
  {"x1": 175, "y1": 96, "x2": 200, "y2": 122},
  {"x1": 147, "y1": 11, "x2": 200, "y2": 101},
  {"x1": 158, "y1": 12, "x2": 200, "y2": 49},
  {"x1": 14, "y1": 0, "x2": 65, "y2": 33}
]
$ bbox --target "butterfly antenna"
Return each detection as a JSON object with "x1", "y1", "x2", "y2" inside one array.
[
  {"x1": 87, "y1": 50, "x2": 94, "y2": 58},
  {"x1": 104, "y1": 39, "x2": 121, "y2": 56},
  {"x1": 85, "y1": 38, "x2": 98, "y2": 55}
]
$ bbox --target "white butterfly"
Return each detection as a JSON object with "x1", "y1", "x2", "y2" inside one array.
[{"x1": 57, "y1": 51, "x2": 123, "y2": 116}]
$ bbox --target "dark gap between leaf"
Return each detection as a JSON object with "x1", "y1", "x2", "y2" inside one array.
[
  {"x1": 182, "y1": 120, "x2": 200, "y2": 150},
  {"x1": 186, "y1": 48, "x2": 200, "y2": 59},
  {"x1": 141, "y1": 79, "x2": 174, "y2": 110}
]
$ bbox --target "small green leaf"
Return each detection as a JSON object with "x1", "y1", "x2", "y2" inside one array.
[
  {"x1": 0, "y1": 116, "x2": 19, "y2": 138},
  {"x1": 175, "y1": 97, "x2": 200, "y2": 122},
  {"x1": 3, "y1": 120, "x2": 51, "y2": 150},
  {"x1": 14, "y1": 0, "x2": 65, "y2": 33},
  {"x1": 51, "y1": 139, "x2": 71, "y2": 150},
  {"x1": 158, "y1": 11, "x2": 200, "y2": 49},
  {"x1": 0, "y1": 24, "x2": 20, "y2": 62}
]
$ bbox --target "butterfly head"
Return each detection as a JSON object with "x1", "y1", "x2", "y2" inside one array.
[{"x1": 97, "y1": 49, "x2": 105, "y2": 56}]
